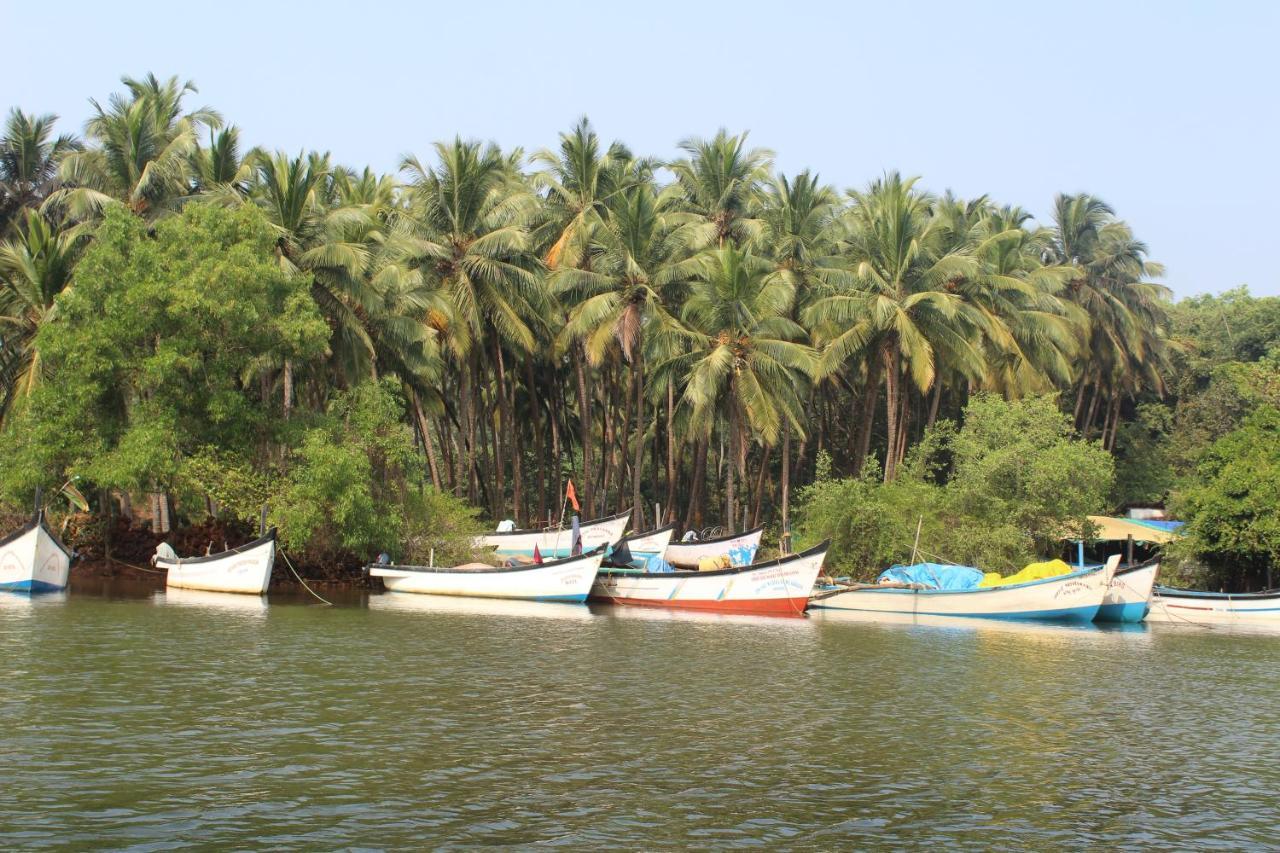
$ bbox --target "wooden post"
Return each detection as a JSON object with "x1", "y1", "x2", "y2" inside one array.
[{"x1": 1126, "y1": 534, "x2": 1134, "y2": 567}]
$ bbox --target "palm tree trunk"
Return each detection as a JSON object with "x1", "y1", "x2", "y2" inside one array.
[
  {"x1": 883, "y1": 342, "x2": 901, "y2": 482},
  {"x1": 750, "y1": 444, "x2": 769, "y2": 529},
  {"x1": 460, "y1": 362, "x2": 478, "y2": 504},
  {"x1": 629, "y1": 354, "x2": 646, "y2": 528},
  {"x1": 780, "y1": 422, "x2": 792, "y2": 554},
  {"x1": 926, "y1": 378, "x2": 943, "y2": 429},
  {"x1": 664, "y1": 379, "x2": 676, "y2": 523},
  {"x1": 410, "y1": 389, "x2": 442, "y2": 491},
  {"x1": 684, "y1": 433, "x2": 709, "y2": 532},
  {"x1": 527, "y1": 362, "x2": 547, "y2": 525},
  {"x1": 852, "y1": 357, "x2": 883, "y2": 477},
  {"x1": 282, "y1": 359, "x2": 294, "y2": 418},
  {"x1": 1083, "y1": 385, "x2": 1103, "y2": 439},
  {"x1": 725, "y1": 404, "x2": 737, "y2": 534},
  {"x1": 1072, "y1": 378, "x2": 1089, "y2": 429},
  {"x1": 573, "y1": 346, "x2": 594, "y2": 515}
]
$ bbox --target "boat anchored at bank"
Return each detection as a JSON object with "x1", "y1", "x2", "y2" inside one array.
[
  {"x1": 0, "y1": 511, "x2": 74, "y2": 593},
  {"x1": 590, "y1": 542, "x2": 829, "y2": 616},
  {"x1": 1097, "y1": 560, "x2": 1160, "y2": 623},
  {"x1": 155, "y1": 529, "x2": 276, "y2": 594},
  {"x1": 811, "y1": 556, "x2": 1119, "y2": 623},
  {"x1": 474, "y1": 511, "x2": 630, "y2": 559},
  {"x1": 370, "y1": 548, "x2": 606, "y2": 603},
  {"x1": 1147, "y1": 585, "x2": 1280, "y2": 625},
  {"x1": 663, "y1": 526, "x2": 763, "y2": 569}
]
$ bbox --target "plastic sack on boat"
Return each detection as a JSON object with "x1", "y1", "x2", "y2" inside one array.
[
  {"x1": 698, "y1": 555, "x2": 731, "y2": 572},
  {"x1": 645, "y1": 555, "x2": 675, "y2": 573},
  {"x1": 728, "y1": 544, "x2": 758, "y2": 567},
  {"x1": 877, "y1": 563, "x2": 984, "y2": 590},
  {"x1": 977, "y1": 559, "x2": 1072, "y2": 588}
]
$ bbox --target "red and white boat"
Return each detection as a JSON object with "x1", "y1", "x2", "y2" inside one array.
[
  {"x1": 663, "y1": 526, "x2": 764, "y2": 569},
  {"x1": 590, "y1": 542, "x2": 829, "y2": 616}
]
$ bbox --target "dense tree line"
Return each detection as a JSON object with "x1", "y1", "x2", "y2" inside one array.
[{"x1": 0, "y1": 74, "x2": 1273, "y2": 584}]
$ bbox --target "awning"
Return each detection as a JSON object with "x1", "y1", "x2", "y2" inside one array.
[{"x1": 1086, "y1": 515, "x2": 1182, "y2": 544}]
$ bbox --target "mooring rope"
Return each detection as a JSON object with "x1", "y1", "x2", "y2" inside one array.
[
  {"x1": 278, "y1": 548, "x2": 333, "y2": 606},
  {"x1": 107, "y1": 555, "x2": 167, "y2": 574}
]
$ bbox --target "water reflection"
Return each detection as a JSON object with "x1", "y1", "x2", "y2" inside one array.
[
  {"x1": 0, "y1": 588, "x2": 67, "y2": 615},
  {"x1": 367, "y1": 591, "x2": 593, "y2": 621},
  {"x1": 810, "y1": 606, "x2": 1149, "y2": 639},
  {"x1": 152, "y1": 587, "x2": 269, "y2": 615}
]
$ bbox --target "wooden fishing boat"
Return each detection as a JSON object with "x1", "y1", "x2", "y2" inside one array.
[
  {"x1": 473, "y1": 510, "x2": 631, "y2": 558},
  {"x1": 369, "y1": 548, "x2": 606, "y2": 602},
  {"x1": 590, "y1": 541, "x2": 829, "y2": 616},
  {"x1": 663, "y1": 526, "x2": 764, "y2": 569},
  {"x1": 1096, "y1": 560, "x2": 1160, "y2": 623},
  {"x1": 605, "y1": 523, "x2": 676, "y2": 567},
  {"x1": 0, "y1": 511, "x2": 73, "y2": 593},
  {"x1": 157, "y1": 529, "x2": 276, "y2": 595},
  {"x1": 810, "y1": 556, "x2": 1119, "y2": 623},
  {"x1": 1146, "y1": 585, "x2": 1280, "y2": 625}
]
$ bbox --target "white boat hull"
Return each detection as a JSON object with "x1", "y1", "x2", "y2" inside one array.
[
  {"x1": 663, "y1": 527, "x2": 764, "y2": 569},
  {"x1": 614, "y1": 525, "x2": 675, "y2": 561},
  {"x1": 370, "y1": 550, "x2": 605, "y2": 602},
  {"x1": 0, "y1": 514, "x2": 72, "y2": 593},
  {"x1": 1096, "y1": 561, "x2": 1159, "y2": 623},
  {"x1": 475, "y1": 512, "x2": 630, "y2": 558},
  {"x1": 811, "y1": 557, "x2": 1118, "y2": 623},
  {"x1": 1147, "y1": 586, "x2": 1280, "y2": 625},
  {"x1": 159, "y1": 530, "x2": 276, "y2": 594},
  {"x1": 591, "y1": 543, "x2": 828, "y2": 615}
]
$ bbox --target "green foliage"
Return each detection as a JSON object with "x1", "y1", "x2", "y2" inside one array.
[
  {"x1": 0, "y1": 203, "x2": 328, "y2": 501},
  {"x1": 1111, "y1": 403, "x2": 1175, "y2": 506},
  {"x1": 795, "y1": 395, "x2": 1114, "y2": 577},
  {"x1": 1171, "y1": 407, "x2": 1280, "y2": 588}
]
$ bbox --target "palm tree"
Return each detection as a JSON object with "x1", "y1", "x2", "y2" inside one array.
[
  {"x1": 531, "y1": 118, "x2": 638, "y2": 514},
  {"x1": 54, "y1": 74, "x2": 221, "y2": 220},
  {"x1": 0, "y1": 210, "x2": 89, "y2": 420},
  {"x1": 190, "y1": 126, "x2": 252, "y2": 200},
  {"x1": 398, "y1": 138, "x2": 540, "y2": 513},
  {"x1": 806, "y1": 173, "x2": 984, "y2": 480},
  {"x1": 1048, "y1": 193, "x2": 1171, "y2": 441},
  {"x1": 552, "y1": 169, "x2": 700, "y2": 524},
  {"x1": 653, "y1": 246, "x2": 817, "y2": 530},
  {"x1": 0, "y1": 110, "x2": 81, "y2": 234},
  {"x1": 667, "y1": 129, "x2": 773, "y2": 249}
]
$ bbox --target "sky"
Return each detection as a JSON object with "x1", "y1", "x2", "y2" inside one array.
[{"x1": 3, "y1": 0, "x2": 1277, "y2": 298}]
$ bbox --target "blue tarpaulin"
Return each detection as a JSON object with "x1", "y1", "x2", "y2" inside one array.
[{"x1": 877, "y1": 562, "x2": 984, "y2": 591}]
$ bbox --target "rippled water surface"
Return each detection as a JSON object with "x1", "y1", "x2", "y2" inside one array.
[{"x1": 2, "y1": 580, "x2": 1278, "y2": 848}]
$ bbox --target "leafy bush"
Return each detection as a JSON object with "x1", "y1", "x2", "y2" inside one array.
[{"x1": 794, "y1": 395, "x2": 1115, "y2": 577}]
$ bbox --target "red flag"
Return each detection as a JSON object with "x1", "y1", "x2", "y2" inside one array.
[
  {"x1": 532, "y1": 544, "x2": 543, "y2": 564},
  {"x1": 565, "y1": 480, "x2": 580, "y2": 513}
]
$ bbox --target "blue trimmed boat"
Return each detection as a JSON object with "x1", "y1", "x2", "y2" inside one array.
[
  {"x1": 0, "y1": 511, "x2": 73, "y2": 593},
  {"x1": 810, "y1": 556, "x2": 1118, "y2": 622}
]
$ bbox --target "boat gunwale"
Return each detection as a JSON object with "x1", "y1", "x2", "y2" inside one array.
[
  {"x1": 812, "y1": 562, "x2": 1109, "y2": 600},
  {"x1": 371, "y1": 546, "x2": 606, "y2": 576},
  {"x1": 665, "y1": 525, "x2": 765, "y2": 549},
  {"x1": 598, "y1": 540, "x2": 829, "y2": 580},
  {"x1": 476, "y1": 509, "x2": 631, "y2": 538},
  {"x1": 613, "y1": 523, "x2": 677, "y2": 547},
  {"x1": 1154, "y1": 584, "x2": 1280, "y2": 601},
  {"x1": 0, "y1": 511, "x2": 74, "y2": 562},
  {"x1": 155, "y1": 528, "x2": 277, "y2": 567}
]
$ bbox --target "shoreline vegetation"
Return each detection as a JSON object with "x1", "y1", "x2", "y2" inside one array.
[{"x1": 2, "y1": 73, "x2": 1277, "y2": 592}]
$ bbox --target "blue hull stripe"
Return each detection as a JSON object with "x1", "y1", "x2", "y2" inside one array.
[
  {"x1": 1095, "y1": 602, "x2": 1149, "y2": 623},
  {"x1": 0, "y1": 579, "x2": 65, "y2": 593},
  {"x1": 813, "y1": 604, "x2": 1100, "y2": 622},
  {"x1": 531, "y1": 593, "x2": 588, "y2": 603}
]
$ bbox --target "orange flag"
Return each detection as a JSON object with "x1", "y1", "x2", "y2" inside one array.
[{"x1": 565, "y1": 480, "x2": 580, "y2": 512}]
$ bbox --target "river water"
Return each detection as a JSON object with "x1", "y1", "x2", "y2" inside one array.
[{"x1": 2, "y1": 580, "x2": 1277, "y2": 849}]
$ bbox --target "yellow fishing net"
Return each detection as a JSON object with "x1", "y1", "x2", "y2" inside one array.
[{"x1": 977, "y1": 559, "x2": 1073, "y2": 588}]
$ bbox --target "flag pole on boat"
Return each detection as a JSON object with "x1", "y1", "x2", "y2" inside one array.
[{"x1": 910, "y1": 516, "x2": 923, "y2": 565}]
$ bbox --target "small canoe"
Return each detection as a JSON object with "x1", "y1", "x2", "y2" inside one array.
[
  {"x1": 473, "y1": 510, "x2": 631, "y2": 558},
  {"x1": 663, "y1": 526, "x2": 764, "y2": 569},
  {"x1": 158, "y1": 529, "x2": 276, "y2": 595},
  {"x1": 1146, "y1": 585, "x2": 1280, "y2": 625},
  {"x1": 810, "y1": 555, "x2": 1119, "y2": 623},
  {"x1": 0, "y1": 511, "x2": 73, "y2": 593},
  {"x1": 1096, "y1": 560, "x2": 1160, "y2": 623},
  {"x1": 369, "y1": 548, "x2": 606, "y2": 603},
  {"x1": 605, "y1": 524, "x2": 676, "y2": 567},
  {"x1": 590, "y1": 541, "x2": 829, "y2": 616}
]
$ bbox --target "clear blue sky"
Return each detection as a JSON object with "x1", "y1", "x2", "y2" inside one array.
[{"x1": 4, "y1": 0, "x2": 1276, "y2": 298}]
